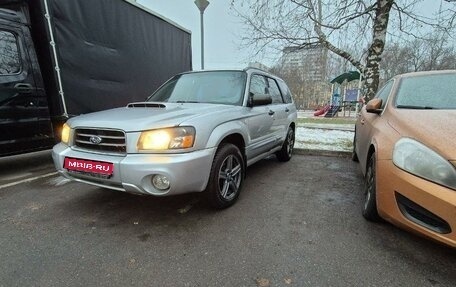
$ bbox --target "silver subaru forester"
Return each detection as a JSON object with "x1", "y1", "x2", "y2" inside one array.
[{"x1": 53, "y1": 68, "x2": 297, "y2": 208}]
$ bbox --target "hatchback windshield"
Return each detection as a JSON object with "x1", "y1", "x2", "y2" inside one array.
[
  {"x1": 148, "y1": 71, "x2": 247, "y2": 105},
  {"x1": 395, "y1": 73, "x2": 456, "y2": 109}
]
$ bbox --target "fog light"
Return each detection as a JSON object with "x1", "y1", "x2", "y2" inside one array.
[{"x1": 152, "y1": 175, "x2": 170, "y2": 190}]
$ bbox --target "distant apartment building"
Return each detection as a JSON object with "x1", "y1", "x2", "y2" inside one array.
[
  {"x1": 278, "y1": 45, "x2": 345, "y2": 109},
  {"x1": 281, "y1": 44, "x2": 347, "y2": 81}
]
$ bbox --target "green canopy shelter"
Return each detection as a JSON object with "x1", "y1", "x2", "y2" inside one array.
[
  {"x1": 330, "y1": 71, "x2": 361, "y2": 84},
  {"x1": 329, "y1": 70, "x2": 363, "y2": 116}
]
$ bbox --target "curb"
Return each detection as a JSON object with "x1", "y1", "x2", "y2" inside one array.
[
  {"x1": 294, "y1": 148, "x2": 351, "y2": 158},
  {"x1": 297, "y1": 126, "x2": 355, "y2": 132}
]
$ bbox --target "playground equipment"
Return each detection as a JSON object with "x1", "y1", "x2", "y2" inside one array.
[
  {"x1": 313, "y1": 104, "x2": 330, "y2": 116},
  {"x1": 314, "y1": 71, "x2": 362, "y2": 117}
]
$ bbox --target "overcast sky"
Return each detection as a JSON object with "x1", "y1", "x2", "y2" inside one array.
[
  {"x1": 138, "y1": 0, "x2": 249, "y2": 70},
  {"x1": 137, "y1": 1, "x2": 453, "y2": 71}
]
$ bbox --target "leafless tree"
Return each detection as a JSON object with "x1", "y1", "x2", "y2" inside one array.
[
  {"x1": 271, "y1": 62, "x2": 331, "y2": 109},
  {"x1": 232, "y1": 0, "x2": 456, "y2": 100},
  {"x1": 379, "y1": 42, "x2": 411, "y2": 81},
  {"x1": 380, "y1": 31, "x2": 456, "y2": 82}
]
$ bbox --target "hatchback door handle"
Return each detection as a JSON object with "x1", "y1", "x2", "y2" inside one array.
[{"x1": 268, "y1": 110, "x2": 275, "y2": 116}]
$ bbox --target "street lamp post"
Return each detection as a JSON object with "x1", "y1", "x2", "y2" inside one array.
[{"x1": 194, "y1": 0, "x2": 209, "y2": 70}]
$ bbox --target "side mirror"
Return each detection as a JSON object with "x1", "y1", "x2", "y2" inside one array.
[
  {"x1": 249, "y1": 93, "x2": 272, "y2": 107},
  {"x1": 366, "y1": 98, "x2": 382, "y2": 114}
]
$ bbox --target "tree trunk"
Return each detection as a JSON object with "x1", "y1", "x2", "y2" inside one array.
[{"x1": 363, "y1": 0, "x2": 394, "y2": 101}]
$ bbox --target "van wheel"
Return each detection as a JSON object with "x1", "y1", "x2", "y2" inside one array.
[
  {"x1": 362, "y1": 153, "x2": 382, "y2": 221},
  {"x1": 205, "y1": 143, "x2": 244, "y2": 209},
  {"x1": 276, "y1": 127, "x2": 295, "y2": 162}
]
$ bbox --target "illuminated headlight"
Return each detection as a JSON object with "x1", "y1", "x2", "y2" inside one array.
[
  {"x1": 137, "y1": 127, "x2": 195, "y2": 151},
  {"x1": 393, "y1": 138, "x2": 456, "y2": 190},
  {"x1": 61, "y1": 123, "x2": 71, "y2": 145}
]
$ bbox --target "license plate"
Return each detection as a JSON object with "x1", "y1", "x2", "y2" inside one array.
[{"x1": 64, "y1": 157, "x2": 114, "y2": 176}]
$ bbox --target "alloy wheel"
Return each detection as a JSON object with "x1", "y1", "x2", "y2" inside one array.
[{"x1": 218, "y1": 154, "x2": 242, "y2": 200}]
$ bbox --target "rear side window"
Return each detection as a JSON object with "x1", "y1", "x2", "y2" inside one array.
[
  {"x1": 277, "y1": 80, "x2": 293, "y2": 103},
  {"x1": 0, "y1": 30, "x2": 21, "y2": 75},
  {"x1": 267, "y1": 78, "x2": 284, "y2": 104},
  {"x1": 249, "y1": 74, "x2": 268, "y2": 95}
]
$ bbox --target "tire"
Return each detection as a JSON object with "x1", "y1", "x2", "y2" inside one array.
[
  {"x1": 276, "y1": 127, "x2": 295, "y2": 162},
  {"x1": 352, "y1": 131, "x2": 359, "y2": 162},
  {"x1": 362, "y1": 153, "x2": 382, "y2": 221},
  {"x1": 205, "y1": 143, "x2": 244, "y2": 209}
]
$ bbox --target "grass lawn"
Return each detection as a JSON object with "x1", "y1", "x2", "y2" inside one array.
[{"x1": 297, "y1": 117, "x2": 357, "y2": 125}]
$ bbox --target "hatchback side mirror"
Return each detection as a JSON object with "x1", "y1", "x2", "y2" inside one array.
[
  {"x1": 366, "y1": 98, "x2": 383, "y2": 114},
  {"x1": 249, "y1": 92, "x2": 272, "y2": 107}
]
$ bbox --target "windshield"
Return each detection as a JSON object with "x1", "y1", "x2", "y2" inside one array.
[
  {"x1": 147, "y1": 71, "x2": 247, "y2": 105},
  {"x1": 395, "y1": 73, "x2": 456, "y2": 109}
]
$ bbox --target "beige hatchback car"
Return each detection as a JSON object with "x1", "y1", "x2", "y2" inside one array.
[{"x1": 353, "y1": 70, "x2": 456, "y2": 247}]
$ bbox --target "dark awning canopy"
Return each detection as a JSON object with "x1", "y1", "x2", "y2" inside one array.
[{"x1": 330, "y1": 71, "x2": 361, "y2": 84}]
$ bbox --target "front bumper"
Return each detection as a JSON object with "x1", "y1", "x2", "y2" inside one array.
[
  {"x1": 376, "y1": 160, "x2": 456, "y2": 248},
  {"x1": 52, "y1": 143, "x2": 216, "y2": 196}
]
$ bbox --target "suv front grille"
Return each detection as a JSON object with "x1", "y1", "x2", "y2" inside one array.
[{"x1": 74, "y1": 128, "x2": 126, "y2": 154}]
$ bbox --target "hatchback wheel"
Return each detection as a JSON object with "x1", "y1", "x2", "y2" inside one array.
[
  {"x1": 362, "y1": 153, "x2": 382, "y2": 221},
  {"x1": 205, "y1": 143, "x2": 244, "y2": 209},
  {"x1": 352, "y1": 131, "x2": 359, "y2": 162},
  {"x1": 276, "y1": 127, "x2": 295, "y2": 162}
]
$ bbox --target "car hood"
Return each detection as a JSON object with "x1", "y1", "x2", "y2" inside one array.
[
  {"x1": 67, "y1": 103, "x2": 241, "y2": 132},
  {"x1": 388, "y1": 109, "x2": 456, "y2": 160}
]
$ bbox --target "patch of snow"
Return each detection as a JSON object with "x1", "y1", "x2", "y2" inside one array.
[{"x1": 295, "y1": 127, "x2": 354, "y2": 151}]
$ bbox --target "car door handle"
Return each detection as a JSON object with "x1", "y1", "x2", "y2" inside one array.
[
  {"x1": 268, "y1": 110, "x2": 275, "y2": 116},
  {"x1": 360, "y1": 119, "x2": 365, "y2": 125},
  {"x1": 285, "y1": 108, "x2": 289, "y2": 113},
  {"x1": 14, "y1": 83, "x2": 33, "y2": 93}
]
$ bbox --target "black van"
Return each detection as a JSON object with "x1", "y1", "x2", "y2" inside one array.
[
  {"x1": 0, "y1": 0, "x2": 192, "y2": 157},
  {"x1": 0, "y1": 7, "x2": 54, "y2": 155}
]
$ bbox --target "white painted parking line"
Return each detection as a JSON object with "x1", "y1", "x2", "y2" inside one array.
[
  {"x1": 0, "y1": 172, "x2": 58, "y2": 190},
  {"x1": 48, "y1": 176, "x2": 71, "y2": 186}
]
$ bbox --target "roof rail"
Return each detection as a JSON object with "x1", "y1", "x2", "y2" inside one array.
[{"x1": 243, "y1": 66, "x2": 270, "y2": 73}]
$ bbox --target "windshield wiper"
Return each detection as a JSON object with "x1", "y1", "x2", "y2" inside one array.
[{"x1": 396, "y1": 105, "x2": 435, "y2": 109}]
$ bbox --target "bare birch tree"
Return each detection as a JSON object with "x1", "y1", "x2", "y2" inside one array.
[{"x1": 233, "y1": 0, "x2": 456, "y2": 100}]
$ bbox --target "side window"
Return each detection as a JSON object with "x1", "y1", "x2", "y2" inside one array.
[
  {"x1": 0, "y1": 30, "x2": 21, "y2": 75},
  {"x1": 277, "y1": 80, "x2": 293, "y2": 104},
  {"x1": 375, "y1": 80, "x2": 394, "y2": 109},
  {"x1": 249, "y1": 74, "x2": 267, "y2": 95},
  {"x1": 267, "y1": 78, "x2": 284, "y2": 104}
]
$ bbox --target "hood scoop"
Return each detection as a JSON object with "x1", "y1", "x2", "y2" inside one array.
[{"x1": 127, "y1": 102, "x2": 166, "y2": 108}]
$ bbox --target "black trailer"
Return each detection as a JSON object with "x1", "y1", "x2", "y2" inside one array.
[{"x1": 0, "y1": 0, "x2": 192, "y2": 156}]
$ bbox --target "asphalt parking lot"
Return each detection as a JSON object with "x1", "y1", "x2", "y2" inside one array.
[{"x1": 0, "y1": 152, "x2": 455, "y2": 286}]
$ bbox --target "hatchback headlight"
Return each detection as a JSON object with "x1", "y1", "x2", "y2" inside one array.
[
  {"x1": 137, "y1": 127, "x2": 195, "y2": 151},
  {"x1": 61, "y1": 123, "x2": 71, "y2": 145},
  {"x1": 393, "y1": 138, "x2": 456, "y2": 190}
]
